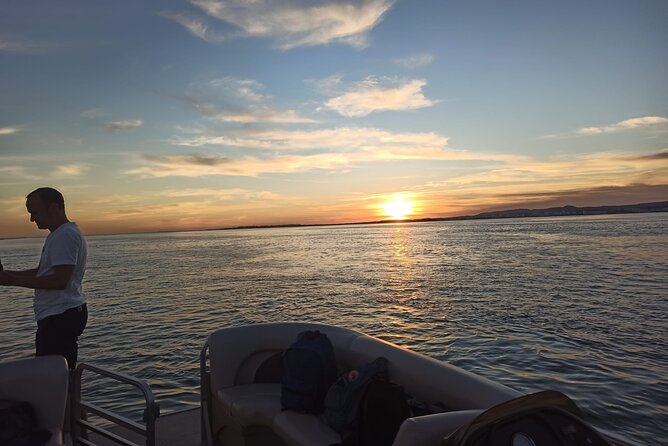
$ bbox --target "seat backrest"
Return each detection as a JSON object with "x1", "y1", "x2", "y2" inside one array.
[
  {"x1": 208, "y1": 322, "x2": 359, "y2": 390},
  {"x1": 349, "y1": 336, "x2": 521, "y2": 410},
  {"x1": 0, "y1": 356, "x2": 69, "y2": 430}
]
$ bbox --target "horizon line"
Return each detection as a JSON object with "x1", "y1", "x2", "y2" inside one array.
[{"x1": 2, "y1": 200, "x2": 666, "y2": 241}]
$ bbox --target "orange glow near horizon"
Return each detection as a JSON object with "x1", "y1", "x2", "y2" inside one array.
[{"x1": 381, "y1": 194, "x2": 414, "y2": 220}]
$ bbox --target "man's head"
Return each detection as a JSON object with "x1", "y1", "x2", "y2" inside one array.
[{"x1": 26, "y1": 187, "x2": 68, "y2": 231}]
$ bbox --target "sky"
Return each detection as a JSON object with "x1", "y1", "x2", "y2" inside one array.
[{"x1": 1, "y1": 0, "x2": 667, "y2": 238}]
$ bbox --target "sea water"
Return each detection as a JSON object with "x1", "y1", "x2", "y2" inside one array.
[{"x1": 1, "y1": 213, "x2": 666, "y2": 444}]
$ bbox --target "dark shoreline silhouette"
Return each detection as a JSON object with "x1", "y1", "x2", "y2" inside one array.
[{"x1": 220, "y1": 200, "x2": 668, "y2": 231}]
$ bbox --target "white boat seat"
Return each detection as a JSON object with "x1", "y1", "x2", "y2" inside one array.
[
  {"x1": 216, "y1": 382, "x2": 342, "y2": 446},
  {"x1": 273, "y1": 411, "x2": 341, "y2": 446},
  {"x1": 392, "y1": 409, "x2": 483, "y2": 446},
  {"x1": 216, "y1": 383, "x2": 282, "y2": 426},
  {"x1": 0, "y1": 356, "x2": 69, "y2": 446}
]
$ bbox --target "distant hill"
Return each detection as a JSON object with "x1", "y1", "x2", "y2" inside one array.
[{"x1": 470, "y1": 201, "x2": 668, "y2": 220}]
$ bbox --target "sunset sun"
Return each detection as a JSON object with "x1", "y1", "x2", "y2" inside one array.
[{"x1": 381, "y1": 195, "x2": 414, "y2": 220}]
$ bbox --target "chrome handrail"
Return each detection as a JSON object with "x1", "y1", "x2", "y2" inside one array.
[{"x1": 71, "y1": 362, "x2": 160, "y2": 446}]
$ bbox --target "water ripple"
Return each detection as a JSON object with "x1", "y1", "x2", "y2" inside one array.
[{"x1": 0, "y1": 214, "x2": 666, "y2": 444}]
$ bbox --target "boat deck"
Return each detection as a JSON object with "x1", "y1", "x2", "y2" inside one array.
[{"x1": 70, "y1": 408, "x2": 203, "y2": 446}]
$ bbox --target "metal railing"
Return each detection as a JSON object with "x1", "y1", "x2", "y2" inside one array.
[{"x1": 71, "y1": 362, "x2": 160, "y2": 446}]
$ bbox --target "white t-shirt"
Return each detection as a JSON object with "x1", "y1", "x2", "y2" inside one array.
[{"x1": 34, "y1": 222, "x2": 87, "y2": 321}]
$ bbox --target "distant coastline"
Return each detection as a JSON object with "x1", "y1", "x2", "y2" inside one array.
[
  {"x1": 220, "y1": 200, "x2": 668, "y2": 231},
  {"x1": 2, "y1": 201, "x2": 666, "y2": 240}
]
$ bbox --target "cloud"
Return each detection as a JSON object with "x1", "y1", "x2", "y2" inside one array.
[
  {"x1": 186, "y1": 0, "x2": 395, "y2": 49},
  {"x1": 192, "y1": 103, "x2": 316, "y2": 124},
  {"x1": 80, "y1": 109, "x2": 106, "y2": 119},
  {"x1": 161, "y1": 187, "x2": 286, "y2": 201},
  {"x1": 419, "y1": 150, "x2": 668, "y2": 205},
  {"x1": 490, "y1": 184, "x2": 668, "y2": 204},
  {"x1": 158, "y1": 11, "x2": 229, "y2": 42},
  {"x1": 308, "y1": 74, "x2": 344, "y2": 95},
  {"x1": 0, "y1": 156, "x2": 92, "y2": 185},
  {"x1": 0, "y1": 165, "x2": 30, "y2": 178},
  {"x1": 577, "y1": 116, "x2": 668, "y2": 135},
  {"x1": 411, "y1": 151, "x2": 668, "y2": 216},
  {"x1": 0, "y1": 127, "x2": 21, "y2": 136},
  {"x1": 460, "y1": 183, "x2": 668, "y2": 215},
  {"x1": 186, "y1": 77, "x2": 317, "y2": 124},
  {"x1": 127, "y1": 152, "x2": 352, "y2": 177},
  {"x1": 128, "y1": 125, "x2": 523, "y2": 178},
  {"x1": 168, "y1": 126, "x2": 452, "y2": 154},
  {"x1": 394, "y1": 53, "x2": 434, "y2": 69},
  {"x1": 105, "y1": 120, "x2": 143, "y2": 131},
  {"x1": 54, "y1": 164, "x2": 89, "y2": 177},
  {"x1": 323, "y1": 77, "x2": 437, "y2": 117},
  {"x1": 0, "y1": 38, "x2": 49, "y2": 54},
  {"x1": 626, "y1": 150, "x2": 668, "y2": 161}
]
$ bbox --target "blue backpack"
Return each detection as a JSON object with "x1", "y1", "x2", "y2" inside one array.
[{"x1": 281, "y1": 330, "x2": 338, "y2": 414}]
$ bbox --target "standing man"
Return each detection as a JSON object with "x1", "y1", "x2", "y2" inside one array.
[{"x1": 0, "y1": 187, "x2": 88, "y2": 369}]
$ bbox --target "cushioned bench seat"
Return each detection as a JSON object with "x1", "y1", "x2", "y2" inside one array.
[
  {"x1": 217, "y1": 383, "x2": 341, "y2": 446},
  {"x1": 273, "y1": 411, "x2": 341, "y2": 446},
  {"x1": 217, "y1": 384, "x2": 282, "y2": 426}
]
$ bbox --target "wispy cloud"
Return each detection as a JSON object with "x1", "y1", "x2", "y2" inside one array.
[
  {"x1": 0, "y1": 156, "x2": 93, "y2": 185},
  {"x1": 488, "y1": 184, "x2": 668, "y2": 205},
  {"x1": 420, "y1": 151, "x2": 668, "y2": 202},
  {"x1": 105, "y1": 119, "x2": 143, "y2": 131},
  {"x1": 577, "y1": 116, "x2": 668, "y2": 135},
  {"x1": 323, "y1": 77, "x2": 437, "y2": 117},
  {"x1": 158, "y1": 11, "x2": 230, "y2": 42},
  {"x1": 0, "y1": 165, "x2": 30, "y2": 179},
  {"x1": 0, "y1": 127, "x2": 21, "y2": 136},
  {"x1": 625, "y1": 150, "x2": 668, "y2": 161},
  {"x1": 186, "y1": 77, "x2": 316, "y2": 124},
  {"x1": 80, "y1": 109, "x2": 106, "y2": 119},
  {"x1": 308, "y1": 74, "x2": 344, "y2": 95},
  {"x1": 545, "y1": 116, "x2": 668, "y2": 139},
  {"x1": 181, "y1": 0, "x2": 395, "y2": 49},
  {"x1": 0, "y1": 38, "x2": 49, "y2": 54},
  {"x1": 394, "y1": 53, "x2": 434, "y2": 69},
  {"x1": 54, "y1": 164, "x2": 89, "y2": 177},
  {"x1": 161, "y1": 187, "x2": 286, "y2": 202},
  {"x1": 167, "y1": 126, "x2": 451, "y2": 154},
  {"x1": 82, "y1": 110, "x2": 144, "y2": 131},
  {"x1": 410, "y1": 149, "x2": 668, "y2": 217},
  {"x1": 127, "y1": 152, "x2": 352, "y2": 177},
  {"x1": 127, "y1": 125, "x2": 523, "y2": 178}
]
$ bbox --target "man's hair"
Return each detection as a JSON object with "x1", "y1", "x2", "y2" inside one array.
[{"x1": 26, "y1": 187, "x2": 65, "y2": 210}]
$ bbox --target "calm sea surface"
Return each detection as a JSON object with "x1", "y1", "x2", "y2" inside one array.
[{"x1": 1, "y1": 214, "x2": 667, "y2": 444}]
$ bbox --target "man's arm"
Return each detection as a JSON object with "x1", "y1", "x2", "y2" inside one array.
[
  {"x1": 1, "y1": 268, "x2": 39, "y2": 277},
  {"x1": 0, "y1": 265, "x2": 74, "y2": 290}
]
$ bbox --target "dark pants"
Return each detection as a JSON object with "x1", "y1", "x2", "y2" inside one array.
[{"x1": 36, "y1": 304, "x2": 88, "y2": 369}]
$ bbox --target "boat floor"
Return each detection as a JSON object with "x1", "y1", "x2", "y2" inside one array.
[{"x1": 67, "y1": 408, "x2": 203, "y2": 446}]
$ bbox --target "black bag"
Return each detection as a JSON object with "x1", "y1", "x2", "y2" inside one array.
[
  {"x1": 357, "y1": 379, "x2": 411, "y2": 446},
  {"x1": 325, "y1": 357, "x2": 389, "y2": 433},
  {"x1": 443, "y1": 390, "x2": 612, "y2": 446},
  {"x1": 280, "y1": 330, "x2": 338, "y2": 414},
  {"x1": 0, "y1": 400, "x2": 51, "y2": 446},
  {"x1": 326, "y1": 357, "x2": 411, "y2": 446}
]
